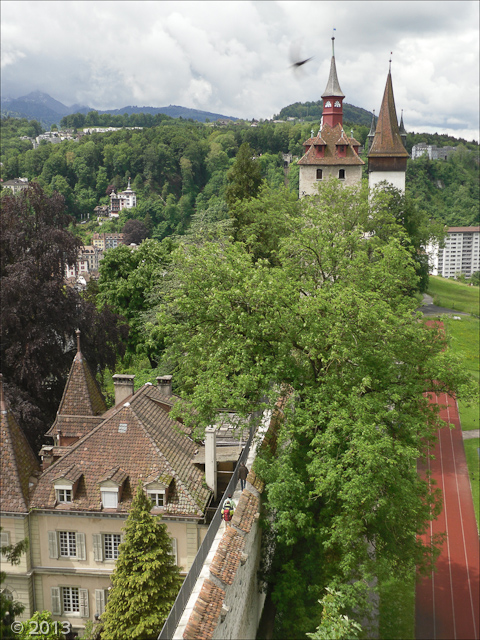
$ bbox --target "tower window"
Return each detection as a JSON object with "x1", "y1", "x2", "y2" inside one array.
[
  {"x1": 338, "y1": 169, "x2": 345, "y2": 180},
  {"x1": 334, "y1": 100, "x2": 341, "y2": 108},
  {"x1": 316, "y1": 169, "x2": 323, "y2": 180}
]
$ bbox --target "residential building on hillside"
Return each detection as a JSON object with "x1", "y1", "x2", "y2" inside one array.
[
  {"x1": 1, "y1": 331, "x2": 251, "y2": 634},
  {"x1": 109, "y1": 178, "x2": 136, "y2": 216},
  {"x1": 91, "y1": 233, "x2": 124, "y2": 251},
  {"x1": 428, "y1": 226, "x2": 480, "y2": 278},
  {"x1": 2, "y1": 177, "x2": 29, "y2": 194},
  {"x1": 412, "y1": 143, "x2": 458, "y2": 161},
  {"x1": 298, "y1": 38, "x2": 364, "y2": 196},
  {"x1": 65, "y1": 245, "x2": 103, "y2": 282}
]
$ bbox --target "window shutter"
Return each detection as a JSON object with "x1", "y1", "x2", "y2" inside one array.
[
  {"x1": 51, "y1": 587, "x2": 61, "y2": 615},
  {"x1": 48, "y1": 531, "x2": 58, "y2": 559},
  {"x1": 170, "y1": 538, "x2": 178, "y2": 564},
  {"x1": 76, "y1": 532, "x2": 86, "y2": 560},
  {"x1": 95, "y1": 589, "x2": 106, "y2": 616},
  {"x1": 92, "y1": 534, "x2": 103, "y2": 561},
  {"x1": 79, "y1": 588, "x2": 89, "y2": 618}
]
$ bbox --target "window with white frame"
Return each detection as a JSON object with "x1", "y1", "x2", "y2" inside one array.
[
  {"x1": 52, "y1": 586, "x2": 89, "y2": 617},
  {"x1": 48, "y1": 531, "x2": 85, "y2": 560},
  {"x1": 1, "y1": 530, "x2": 10, "y2": 557},
  {"x1": 103, "y1": 533, "x2": 121, "y2": 560},
  {"x1": 169, "y1": 537, "x2": 178, "y2": 565},
  {"x1": 56, "y1": 488, "x2": 72, "y2": 503},
  {"x1": 59, "y1": 531, "x2": 76, "y2": 557},
  {"x1": 148, "y1": 490, "x2": 165, "y2": 507},
  {"x1": 101, "y1": 490, "x2": 118, "y2": 509},
  {"x1": 62, "y1": 586, "x2": 79, "y2": 613}
]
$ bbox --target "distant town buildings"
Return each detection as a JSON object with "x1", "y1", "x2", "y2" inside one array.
[
  {"x1": 428, "y1": 226, "x2": 480, "y2": 278},
  {"x1": 91, "y1": 232, "x2": 124, "y2": 251},
  {"x1": 411, "y1": 143, "x2": 459, "y2": 161}
]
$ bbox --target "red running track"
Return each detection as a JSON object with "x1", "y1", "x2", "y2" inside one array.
[{"x1": 416, "y1": 391, "x2": 480, "y2": 640}]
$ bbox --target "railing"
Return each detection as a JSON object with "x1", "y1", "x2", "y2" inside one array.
[{"x1": 158, "y1": 423, "x2": 256, "y2": 640}]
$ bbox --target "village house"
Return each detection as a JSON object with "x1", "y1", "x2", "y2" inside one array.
[
  {"x1": 2, "y1": 177, "x2": 29, "y2": 194},
  {"x1": 109, "y1": 178, "x2": 136, "y2": 216},
  {"x1": 0, "y1": 332, "x2": 220, "y2": 634}
]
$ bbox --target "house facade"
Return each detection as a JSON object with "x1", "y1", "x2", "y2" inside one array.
[
  {"x1": 109, "y1": 178, "x2": 136, "y2": 216},
  {"x1": 0, "y1": 334, "x2": 213, "y2": 634}
]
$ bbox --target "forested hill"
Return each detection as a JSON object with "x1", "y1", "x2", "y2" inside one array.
[
  {"x1": 0, "y1": 116, "x2": 478, "y2": 233},
  {"x1": 274, "y1": 100, "x2": 374, "y2": 125}
]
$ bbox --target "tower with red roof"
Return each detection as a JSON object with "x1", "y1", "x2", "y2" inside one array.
[{"x1": 298, "y1": 38, "x2": 364, "y2": 197}]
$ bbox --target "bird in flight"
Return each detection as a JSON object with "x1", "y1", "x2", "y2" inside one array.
[{"x1": 291, "y1": 56, "x2": 314, "y2": 68}]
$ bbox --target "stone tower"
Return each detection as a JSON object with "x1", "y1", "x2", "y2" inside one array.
[{"x1": 298, "y1": 38, "x2": 364, "y2": 197}]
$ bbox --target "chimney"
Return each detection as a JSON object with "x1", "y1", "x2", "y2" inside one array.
[
  {"x1": 112, "y1": 374, "x2": 135, "y2": 406},
  {"x1": 205, "y1": 426, "x2": 217, "y2": 500},
  {"x1": 156, "y1": 375, "x2": 173, "y2": 397}
]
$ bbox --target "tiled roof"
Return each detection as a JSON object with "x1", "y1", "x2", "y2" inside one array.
[
  {"x1": 0, "y1": 377, "x2": 40, "y2": 513},
  {"x1": 368, "y1": 72, "x2": 409, "y2": 159},
  {"x1": 183, "y1": 579, "x2": 225, "y2": 640},
  {"x1": 210, "y1": 527, "x2": 245, "y2": 585},
  {"x1": 231, "y1": 490, "x2": 260, "y2": 534},
  {"x1": 46, "y1": 334, "x2": 107, "y2": 439},
  {"x1": 448, "y1": 226, "x2": 480, "y2": 233},
  {"x1": 31, "y1": 385, "x2": 211, "y2": 517},
  {"x1": 298, "y1": 123, "x2": 364, "y2": 167}
]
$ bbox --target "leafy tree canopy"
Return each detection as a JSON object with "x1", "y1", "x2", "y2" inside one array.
[{"x1": 148, "y1": 179, "x2": 474, "y2": 636}]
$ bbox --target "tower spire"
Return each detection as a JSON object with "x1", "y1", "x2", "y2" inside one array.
[{"x1": 321, "y1": 37, "x2": 344, "y2": 129}]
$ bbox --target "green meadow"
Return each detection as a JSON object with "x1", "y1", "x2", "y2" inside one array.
[{"x1": 427, "y1": 275, "x2": 479, "y2": 315}]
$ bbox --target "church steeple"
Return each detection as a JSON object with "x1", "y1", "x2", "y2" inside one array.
[
  {"x1": 321, "y1": 37, "x2": 345, "y2": 128},
  {"x1": 398, "y1": 110, "x2": 407, "y2": 148},
  {"x1": 367, "y1": 110, "x2": 376, "y2": 152}
]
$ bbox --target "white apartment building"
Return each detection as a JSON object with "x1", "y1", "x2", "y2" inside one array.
[{"x1": 429, "y1": 226, "x2": 480, "y2": 278}]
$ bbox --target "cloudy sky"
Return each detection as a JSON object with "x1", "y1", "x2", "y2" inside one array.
[{"x1": 2, "y1": 1, "x2": 479, "y2": 140}]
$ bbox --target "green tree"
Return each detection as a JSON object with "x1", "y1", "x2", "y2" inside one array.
[
  {"x1": 306, "y1": 589, "x2": 362, "y2": 640},
  {"x1": 97, "y1": 239, "x2": 170, "y2": 361},
  {"x1": 1, "y1": 529, "x2": 29, "y2": 638},
  {"x1": 150, "y1": 180, "x2": 473, "y2": 636},
  {"x1": 225, "y1": 142, "x2": 262, "y2": 207},
  {"x1": 101, "y1": 483, "x2": 182, "y2": 640},
  {"x1": 17, "y1": 611, "x2": 65, "y2": 640}
]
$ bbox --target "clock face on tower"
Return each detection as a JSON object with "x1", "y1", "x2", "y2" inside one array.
[{"x1": 325, "y1": 101, "x2": 332, "y2": 108}]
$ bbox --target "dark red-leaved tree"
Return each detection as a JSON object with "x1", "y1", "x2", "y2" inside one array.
[
  {"x1": 1, "y1": 184, "x2": 128, "y2": 452},
  {"x1": 122, "y1": 218, "x2": 149, "y2": 245}
]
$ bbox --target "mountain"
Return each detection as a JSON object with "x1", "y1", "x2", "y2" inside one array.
[{"x1": 1, "y1": 91, "x2": 238, "y2": 127}]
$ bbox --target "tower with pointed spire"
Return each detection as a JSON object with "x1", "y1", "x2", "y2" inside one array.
[
  {"x1": 368, "y1": 66, "x2": 409, "y2": 192},
  {"x1": 298, "y1": 38, "x2": 364, "y2": 197}
]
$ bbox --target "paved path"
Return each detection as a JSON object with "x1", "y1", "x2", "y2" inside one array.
[
  {"x1": 417, "y1": 293, "x2": 468, "y2": 317},
  {"x1": 415, "y1": 391, "x2": 480, "y2": 640},
  {"x1": 463, "y1": 429, "x2": 480, "y2": 440}
]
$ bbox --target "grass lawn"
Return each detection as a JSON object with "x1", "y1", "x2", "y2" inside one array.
[
  {"x1": 378, "y1": 572, "x2": 415, "y2": 640},
  {"x1": 463, "y1": 438, "x2": 480, "y2": 528},
  {"x1": 427, "y1": 276, "x2": 480, "y2": 315}
]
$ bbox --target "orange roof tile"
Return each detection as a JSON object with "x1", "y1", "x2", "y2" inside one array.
[
  {"x1": 183, "y1": 579, "x2": 225, "y2": 640},
  {"x1": 210, "y1": 527, "x2": 245, "y2": 585}
]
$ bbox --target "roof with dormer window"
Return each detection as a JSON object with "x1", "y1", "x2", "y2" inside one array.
[
  {"x1": 299, "y1": 123, "x2": 364, "y2": 166},
  {"x1": 30, "y1": 384, "x2": 211, "y2": 517}
]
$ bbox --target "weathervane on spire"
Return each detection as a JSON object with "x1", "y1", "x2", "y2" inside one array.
[
  {"x1": 389, "y1": 52, "x2": 393, "y2": 72},
  {"x1": 332, "y1": 28, "x2": 336, "y2": 56}
]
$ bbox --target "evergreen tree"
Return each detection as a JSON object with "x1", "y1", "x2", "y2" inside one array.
[
  {"x1": 101, "y1": 483, "x2": 182, "y2": 640},
  {"x1": 225, "y1": 142, "x2": 262, "y2": 207}
]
